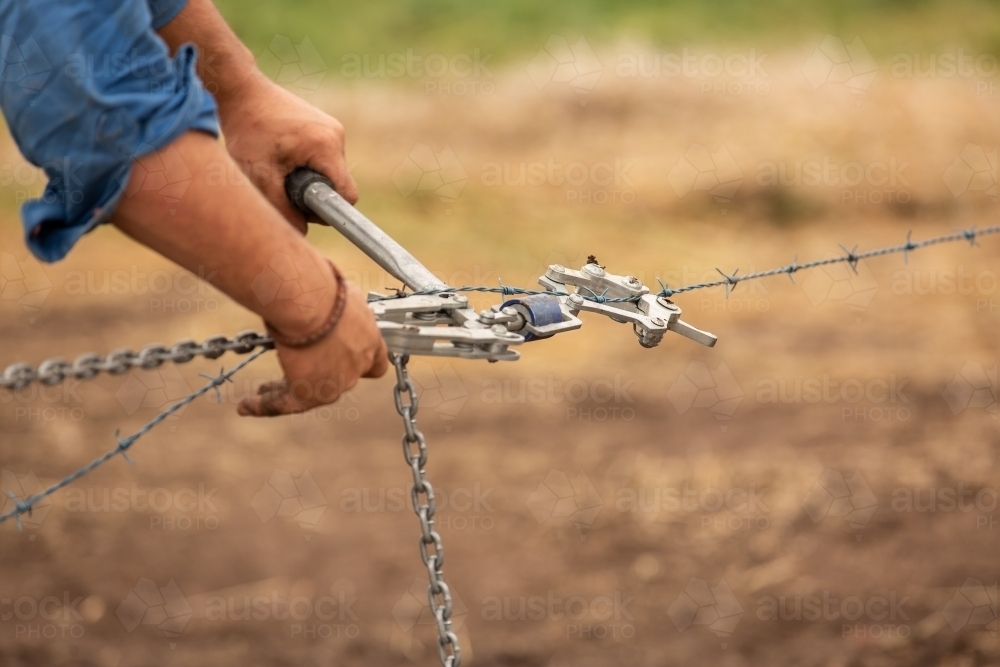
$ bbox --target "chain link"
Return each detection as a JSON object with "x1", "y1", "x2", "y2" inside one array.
[
  {"x1": 390, "y1": 353, "x2": 462, "y2": 667},
  {"x1": 1, "y1": 331, "x2": 273, "y2": 391}
]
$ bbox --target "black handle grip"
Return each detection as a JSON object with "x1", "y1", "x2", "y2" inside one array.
[{"x1": 284, "y1": 167, "x2": 334, "y2": 220}]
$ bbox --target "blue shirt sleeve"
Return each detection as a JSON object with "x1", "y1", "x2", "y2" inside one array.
[
  {"x1": 147, "y1": 0, "x2": 189, "y2": 30},
  {"x1": 0, "y1": 0, "x2": 218, "y2": 263}
]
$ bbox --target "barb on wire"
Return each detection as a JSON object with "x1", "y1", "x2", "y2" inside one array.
[
  {"x1": 715, "y1": 268, "x2": 740, "y2": 298},
  {"x1": 199, "y1": 367, "x2": 234, "y2": 403},
  {"x1": 0, "y1": 349, "x2": 268, "y2": 528}
]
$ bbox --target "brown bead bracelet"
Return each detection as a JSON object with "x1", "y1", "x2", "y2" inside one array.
[{"x1": 264, "y1": 261, "x2": 348, "y2": 349}]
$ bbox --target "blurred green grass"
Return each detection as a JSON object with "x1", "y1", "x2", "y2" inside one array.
[{"x1": 215, "y1": 0, "x2": 1000, "y2": 67}]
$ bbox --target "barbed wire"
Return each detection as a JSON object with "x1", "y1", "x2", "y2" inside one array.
[
  {"x1": 3, "y1": 225, "x2": 998, "y2": 391},
  {"x1": 657, "y1": 224, "x2": 1000, "y2": 297},
  {"x1": 0, "y1": 349, "x2": 267, "y2": 528},
  {"x1": 368, "y1": 224, "x2": 1000, "y2": 302}
]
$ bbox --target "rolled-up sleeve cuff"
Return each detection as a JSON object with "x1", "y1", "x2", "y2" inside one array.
[
  {"x1": 20, "y1": 44, "x2": 218, "y2": 263},
  {"x1": 148, "y1": 0, "x2": 189, "y2": 30}
]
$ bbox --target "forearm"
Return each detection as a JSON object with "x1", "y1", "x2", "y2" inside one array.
[
  {"x1": 156, "y1": 0, "x2": 264, "y2": 119},
  {"x1": 111, "y1": 131, "x2": 334, "y2": 337},
  {"x1": 155, "y1": 0, "x2": 360, "y2": 224}
]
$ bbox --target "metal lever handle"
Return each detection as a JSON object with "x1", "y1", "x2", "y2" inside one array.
[{"x1": 284, "y1": 167, "x2": 447, "y2": 292}]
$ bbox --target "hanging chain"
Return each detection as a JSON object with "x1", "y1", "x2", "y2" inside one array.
[{"x1": 390, "y1": 352, "x2": 462, "y2": 667}]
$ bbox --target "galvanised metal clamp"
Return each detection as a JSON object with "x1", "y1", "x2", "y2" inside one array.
[{"x1": 285, "y1": 168, "x2": 717, "y2": 361}]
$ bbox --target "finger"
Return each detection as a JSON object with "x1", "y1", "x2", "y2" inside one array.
[
  {"x1": 238, "y1": 380, "x2": 310, "y2": 417},
  {"x1": 363, "y1": 340, "x2": 390, "y2": 378},
  {"x1": 313, "y1": 155, "x2": 359, "y2": 205}
]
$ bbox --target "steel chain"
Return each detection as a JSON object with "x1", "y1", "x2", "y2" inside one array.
[
  {"x1": 1, "y1": 331, "x2": 273, "y2": 391},
  {"x1": 390, "y1": 352, "x2": 461, "y2": 667}
]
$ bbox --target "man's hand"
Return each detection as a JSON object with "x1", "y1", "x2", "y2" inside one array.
[
  {"x1": 157, "y1": 0, "x2": 358, "y2": 233},
  {"x1": 111, "y1": 131, "x2": 387, "y2": 418},
  {"x1": 220, "y1": 77, "x2": 359, "y2": 234},
  {"x1": 238, "y1": 283, "x2": 387, "y2": 416}
]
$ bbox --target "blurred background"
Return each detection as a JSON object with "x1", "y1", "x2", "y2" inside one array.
[{"x1": 1, "y1": 1, "x2": 999, "y2": 665}]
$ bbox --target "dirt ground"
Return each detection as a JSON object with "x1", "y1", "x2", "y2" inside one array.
[{"x1": 1, "y1": 56, "x2": 998, "y2": 666}]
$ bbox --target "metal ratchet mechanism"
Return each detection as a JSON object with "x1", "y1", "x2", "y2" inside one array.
[{"x1": 284, "y1": 168, "x2": 717, "y2": 361}]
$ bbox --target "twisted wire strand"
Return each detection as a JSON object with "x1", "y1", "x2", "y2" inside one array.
[{"x1": 0, "y1": 349, "x2": 267, "y2": 527}]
